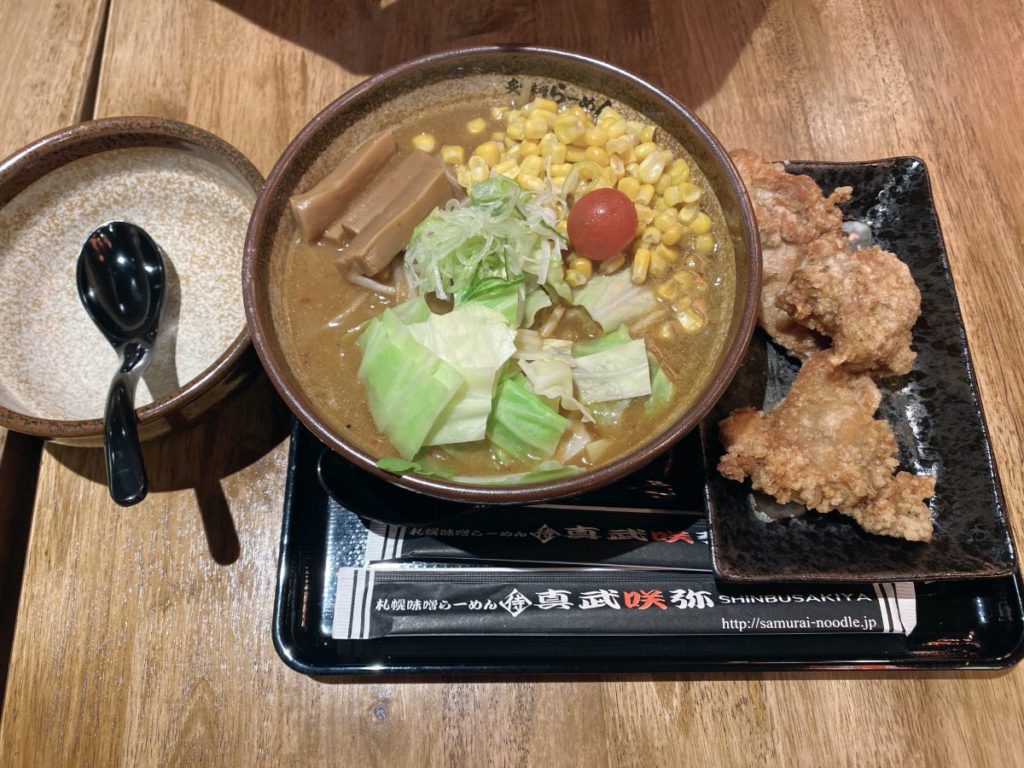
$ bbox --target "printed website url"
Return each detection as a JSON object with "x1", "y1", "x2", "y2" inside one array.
[{"x1": 721, "y1": 616, "x2": 879, "y2": 632}]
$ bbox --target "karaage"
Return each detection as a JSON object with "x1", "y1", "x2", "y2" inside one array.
[
  {"x1": 718, "y1": 352, "x2": 934, "y2": 541},
  {"x1": 778, "y1": 240, "x2": 921, "y2": 375},
  {"x1": 730, "y1": 149, "x2": 851, "y2": 354}
]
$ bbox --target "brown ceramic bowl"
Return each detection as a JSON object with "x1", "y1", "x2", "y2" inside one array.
[
  {"x1": 0, "y1": 117, "x2": 263, "y2": 445},
  {"x1": 244, "y1": 45, "x2": 760, "y2": 504}
]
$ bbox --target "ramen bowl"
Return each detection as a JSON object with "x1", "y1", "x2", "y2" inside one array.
[{"x1": 244, "y1": 45, "x2": 760, "y2": 503}]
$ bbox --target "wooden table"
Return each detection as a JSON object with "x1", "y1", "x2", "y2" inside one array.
[{"x1": 1, "y1": 1, "x2": 1023, "y2": 764}]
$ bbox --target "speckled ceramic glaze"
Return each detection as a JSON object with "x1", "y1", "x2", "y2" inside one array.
[
  {"x1": 0, "y1": 118, "x2": 264, "y2": 444},
  {"x1": 703, "y1": 157, "x2": 1016, "y2": 583},
  {"x1": 244, "y1": 45, "x2": 761, "y2": 505}
]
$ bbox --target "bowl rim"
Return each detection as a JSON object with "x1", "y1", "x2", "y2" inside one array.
[
  {"x1": 244, "y1": 44, "x2": 761, "y2": 504},
  {"x1": 0, "y1": 115, "x2": 264, "y2": 439}
]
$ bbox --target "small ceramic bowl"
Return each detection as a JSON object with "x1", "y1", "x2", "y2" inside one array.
[
  {"x1": 244, "y1": 45, "x2": 761, "y2": 504},
  {"x1": 0, "y1": 117, "x2": 263, "y2": 445}
]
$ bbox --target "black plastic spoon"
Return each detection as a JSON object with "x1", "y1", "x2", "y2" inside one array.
[{"x1": 77, "y1": 222, "x2": 166, "y2": 506}]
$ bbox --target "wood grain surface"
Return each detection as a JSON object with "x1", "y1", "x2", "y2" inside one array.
[{"x1": 2, "y1": 1, "x2": 1024, "y2": 766}]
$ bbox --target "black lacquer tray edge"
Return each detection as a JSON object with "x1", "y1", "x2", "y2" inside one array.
[
  {"x1": 272, "y1": 420, "x2": 1024, "y2": 676},
  {"x1": 704, "y1": 156, "x2": 1019, "y2": 584}
]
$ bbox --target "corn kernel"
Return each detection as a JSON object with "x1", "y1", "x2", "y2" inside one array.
[
  {"x1": 690, "y1": 212, "x2": 713, "y2": 235},
  {"x1": 505, "y1": 144, "x2": 523, "y2": 163},
  {"x1": 662, "y1": 224, "x2": 683, "y2": 246},
  {"x1": 640, "y1": 124, "x2": 656, "y2": 143},
  {"x1": 669, "y1": 159, "x2": 690, "y2": 183},
  {"x1": 541, "y1": 142, "x2": 567, "y2": 164},
  {"x1": 468, "y1": 155, "x2": 489, "y2": 182},
  {"x1": 674, "y1": 294, "x2": 693, "y2": 311},
  {"x1": 655, "y1": 174, "x2": 672, "y2": 194},
  {"x1": 490, "y1": 106, "x2": 504, "y2": 120},
  {"x1": 565, "y1": 268, "x2": 587, "y2": 288},
  {"x1": 654, "y1": 211, "x2": 677, "y2": 232},
  {"x1": 609, "y1": 155, "x2": 625, "y2": 177},
  {"x1": 679, "y1": 182, "x2": 703, "y2": 203},
  {"x1": 493, "y1": 159, "x2": 519, "y2": 178},
  {"x1": 678, "y1": 308, "x2": 706, "y2": 333},
  {"x1": 632, "y1": 248, "x2": 652, "y2": 284},
  {"x1": 636, "y1": 183, "x2": 655, "y2": 205},
  {"x1": 605, "y1": 136, "x2": 632, "y2": 157},
  {"x1": 440, "y1": 145, "x2": 465, "y2": 164},
  {"x1": 678, "y1": 203, "x2": 700, "y2": 224},
  {"x1": 507, "y1": 109, "x2": 523, "y2": 120},
  {"x1": 662, "y1": 185, "x2": 681, "y2": 207},
  {"x1": 634, "y1": 142, "x2": 658, "y2": 161},
  {"x1": 617, "y1": 176, "x2": 640, "y2": 200},
  {"x1": 695, "y1": 233, "x2": 716, "y2": 254},
  {"x1": 490, "y1": 131, "x2": 506, "y2": 142},
  {"x1": 655, "y1": 243, "x2": 679, "y2": 264},
  {"x1": 638, "y1": 151, "x2": 669, "y2": 185},
  {"x1": 566, "y1": 146, "x2": 587, "y2": 163},
  {"x1": 599, "y1": 107, "x2": 622, "y2": 122},
  {"x1": 506, "y1": 121, "x2": 525, "y2": 141},
  {"x1": 532, "y1": 97, "x2": 558, "y2": 113},
  {"x1": 657, "y1": 321, "x2": 676, "y2": 341},
  {"x1": 549, "y1": 162, "x2": 571, "y2": 176},
  {"x1": 519, "y1": 173, "x2": 545, "y2": 192},
  {"x1": 529, "y1": 108, "x2": 558, "y2": 126},
  {"x1": 522, "y1": 141, "x2": 541, "y2": 157},
  {"x1": 584, "y1": 146, "x2": 609, "y2": 166},
  {"x1": 674, "y1": 270, "x2": 697, "y2": 288},
  {"x1": 569, "y1": 256, "x2": 593, "y2": 279},
  {"x1": 520, "y1": 155, "x2": 544, "y2": 177},
  {"x1": 642, "y1": 226, "x2": 662, "y2": 246},
  {"x1": 635, "y1": 205, "x2": 656, "y2": 226},
  {"x1": 473, "y1": 141, "x2": 501, "y2": 167},
  {"x1": 455, "y1": 165, "x2": 472, "y2": 189},
  {"x1": 649, "y1": 250, "x2": 670, "y2": 278},
  {"x1": 411, "y1": 133, "x2": 436, "y2": 152},
  {"x1": 553, "y1": 114, "x2": 585, "y2": 145},
  {"x1": 523, "y1": 118, "x2": 548, "y2": 140},
  {"x1": 584, "y1": 127, "x2": 608, "y2": 147},
  {"x1": 467, "y1": 117, "x2": 488, "y2": 134},
  {"x1": 555, "y1": 219, "x2": 568, "y2": 236},
  {"x1": 656, "y1": 280, "x2": 679, "y2": 300},
  {"x1": 627, "y1": 120, "x2": 644, "y2": 134},
  {"x1": 607, "y1": 120, "x2": 628, "y2": 139},
  {"x1": 625, "y1": 161, "x2": 640, "y2": 177}
]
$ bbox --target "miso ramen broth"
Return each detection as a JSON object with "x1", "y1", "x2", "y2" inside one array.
[{"x1": 279, "y1": 94, "x2": 736, "y2": 482}]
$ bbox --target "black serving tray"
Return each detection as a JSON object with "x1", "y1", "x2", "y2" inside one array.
[
  {"x1": 273, "y1": 419, "x2": 1024, "y2": 675},
  {"x1": 272, "y1": 158, "x2": 1024, "y2": 675}
]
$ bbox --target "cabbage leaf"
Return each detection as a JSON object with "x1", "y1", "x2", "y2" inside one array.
[
  {"x1": 487, "y1": 376, "x2": 568, "y2": 460},
  {"x1": 572, "y1": 269, "x2": 657, "y2": 332},
  {"x1": 357, "y1": 309, "x2": 463, "y2": 459},
  {"x1": 407, "y1": 304, "x2": 517, "y2": 445},
  {"x1": 573, "y1": 338, "x2": 652, "y2": 404}
]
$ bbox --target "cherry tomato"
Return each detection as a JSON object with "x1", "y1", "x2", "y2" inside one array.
[{"x1": 566, "y1": 188, "x2": 638, "y2": 261}]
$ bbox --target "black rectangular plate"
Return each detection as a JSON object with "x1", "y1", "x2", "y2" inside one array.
[
  {"x1": 273, "y1": 420, "x2": 1024, "y2": 675},
  {"x1": 702, "y1": 158, "x2": 1017, "y2": 583}
]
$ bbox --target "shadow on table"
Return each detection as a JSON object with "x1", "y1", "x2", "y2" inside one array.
[
  {"x1": 214, "y1": 0, "x2": 767, "y2": 108},
  {"x1": 0, "y1": 431, "x2": 43, "y2": 722},
  {"x1": 46, "y1": 364, "x2": 291, "y2": 567}
]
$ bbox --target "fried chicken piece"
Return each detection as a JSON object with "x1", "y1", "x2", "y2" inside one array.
[
  {"x1": 718, "y1": 352, "x2": 934, "y2": 541},
  {"x1": 777, "y1": 240, "x2": 921, "y2": 375},
  {"x1": 730, "y1": 149, "x2": 852, "y2": 354}
]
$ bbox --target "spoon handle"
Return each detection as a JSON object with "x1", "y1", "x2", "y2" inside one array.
[{"x1": 104, "y1": 372, "x2": 147, "y2": 506}]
